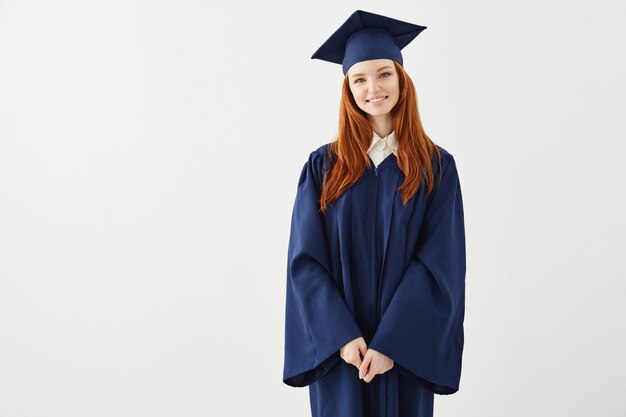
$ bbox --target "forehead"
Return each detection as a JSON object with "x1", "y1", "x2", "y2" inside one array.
[{"x1": 348, "y1": 59, "x2": 394, "y2": 77}]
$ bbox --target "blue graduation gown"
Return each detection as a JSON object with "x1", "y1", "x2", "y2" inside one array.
[{"x1": 283, "y1": 142, "x2": 466, "y2": 417}]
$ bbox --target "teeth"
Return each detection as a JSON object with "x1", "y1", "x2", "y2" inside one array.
[{"x1": 368, "y1": 96, "x2": 387, "y2": 103}]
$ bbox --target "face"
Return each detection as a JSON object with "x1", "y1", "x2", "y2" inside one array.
[{"x1": 347, "y1": 58, "x2": 400, "y2": 119}]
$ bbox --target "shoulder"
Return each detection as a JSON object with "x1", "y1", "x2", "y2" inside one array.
[
  {"x1": 433, "y1": 144, "x2": 458, "y2": 174},
  {"x1": 429, "y1": 145, "x2": 461, "y2": 192},
  {"x1": 310, "y1": 142, "x2": 333, "y2": 162},
  {"x1": 297, "y1": 141, "x2": 334, "y2": 189},
  {"x1": 435, "y1": 144, "x2": 454, "y2": 163},
  {"x1": 306, "y1": 141, "x2": 334, "y2": 175}
]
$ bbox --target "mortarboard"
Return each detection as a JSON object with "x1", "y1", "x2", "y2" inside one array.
[{"x1": 311, "y1": 10, "x2": 427, "y2": 75}]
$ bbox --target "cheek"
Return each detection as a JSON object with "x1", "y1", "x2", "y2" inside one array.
[
  {"x1": 385, "y1": 80, "x2": 399, "y2": 95},
  {"x1": 352, "y1": 89, "x2": 367, "y2": 102}
]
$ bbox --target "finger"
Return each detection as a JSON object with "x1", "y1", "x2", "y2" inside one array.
[
  {"x1": 349, "y1": 351, "x2": 362, "y2": 368},
  {"x1": 359, "y1": 352, "x2": 372, "y2": 379},
  {"x1": 365, "y1": 365, "x2": 380, "y2": 383},
  {"x1": 358, "y1": 343, "x2": 367, "y2": 358},
  {"x1": 356, "y1": 344, "x2": 367, "y2": 368},
  {"x1": 359, "y1": 353, "x2": 370, "y2": 378}
]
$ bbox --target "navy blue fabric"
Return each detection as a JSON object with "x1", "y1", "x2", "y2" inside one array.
[
  {"x1": 283, "y1": 143, "x2": 466, "y2": 417},
  {"x1": 310, "y1": 10, "x2": 427, "y2": 74}
]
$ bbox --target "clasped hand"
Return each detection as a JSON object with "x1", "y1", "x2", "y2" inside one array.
[{"x1": 339, "y1": 336, "x2": 394, "y2": 383}]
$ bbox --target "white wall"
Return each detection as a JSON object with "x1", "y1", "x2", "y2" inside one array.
[{"x1": 0, "y1": 1, "x2": 624, "y2": 416}]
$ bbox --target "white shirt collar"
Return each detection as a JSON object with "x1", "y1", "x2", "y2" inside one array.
[{"x1": 366, "y1": 130, "x2": 398, "y2": 155}]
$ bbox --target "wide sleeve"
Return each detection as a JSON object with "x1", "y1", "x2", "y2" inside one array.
[
  {"x1": 282, "y1": 151, "x2": 363, "y2": 387},
  {"x1": 368, "y1": 152, "x2": 466, "y2": 395}
]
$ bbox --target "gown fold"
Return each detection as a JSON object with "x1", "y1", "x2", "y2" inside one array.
[
  {"x1": 283, "y1": 150, "x2": 364, "y2": 387},
  {"x1": 367, "y1": 153, "x2": 465, "y2": 395}
]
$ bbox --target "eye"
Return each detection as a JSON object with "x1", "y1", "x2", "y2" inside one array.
[{"x1": 353, "y1": 72, "x2": 392, "y2": 84}]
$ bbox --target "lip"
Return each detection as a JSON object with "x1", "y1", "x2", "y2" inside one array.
[{"x1": 367, "y1": 95, "x2": 388, "y2": 105}]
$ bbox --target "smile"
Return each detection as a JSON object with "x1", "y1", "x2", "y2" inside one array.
[{"x1": 367, "y1": 96, "x2": 388, "y2": 103}]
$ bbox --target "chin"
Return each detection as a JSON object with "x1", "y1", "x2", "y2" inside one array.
[{"x1": 366, "y1": 107, "x2": 392, "y2": 117}]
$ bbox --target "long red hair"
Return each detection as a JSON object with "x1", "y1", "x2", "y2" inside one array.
[{"x1": 319, "y1": 61, "x2": 442, "y2": 213}]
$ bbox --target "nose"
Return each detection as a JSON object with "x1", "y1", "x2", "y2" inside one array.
[{"x1": 366, "y1": 79, "x2": 382, "y2": 94}]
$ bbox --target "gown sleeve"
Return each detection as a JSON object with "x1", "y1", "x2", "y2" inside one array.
[
  {"x1": 282, "y1": 150, "x2": 363, "y2": 387},
  {"x1": 368, "y1": 152, "x2": 466, "y2": 395}
]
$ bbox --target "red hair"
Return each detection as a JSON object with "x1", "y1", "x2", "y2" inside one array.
[{"x1": 319, "y1": 61, "x2": 442, "y2": 213}]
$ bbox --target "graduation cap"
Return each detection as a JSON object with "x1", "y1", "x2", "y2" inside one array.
[{"x1": 311, "y1": 10, "x2": 427, "y2": 75}]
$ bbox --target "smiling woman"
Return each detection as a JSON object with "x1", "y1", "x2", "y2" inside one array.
[{"x1": 282, "y1": 9, "x2": 467, "y2": 417}]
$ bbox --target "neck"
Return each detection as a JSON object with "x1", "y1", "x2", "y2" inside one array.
[{"x1": 368, "y1": 113, "x2": 393, "y2": 138}]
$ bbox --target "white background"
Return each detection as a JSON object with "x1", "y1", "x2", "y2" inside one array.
[{"x1": 1, "y1": 1, "x2": 625, "y2": 416}]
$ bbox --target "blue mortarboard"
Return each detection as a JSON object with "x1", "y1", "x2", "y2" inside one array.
[{"x1": 311, "y1": 10, "x2": 427, "y2": 75}]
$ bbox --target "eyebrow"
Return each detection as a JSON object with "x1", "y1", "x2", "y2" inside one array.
[{"x1": 350, "y1": 66, "x2": 393, "y2": 78}]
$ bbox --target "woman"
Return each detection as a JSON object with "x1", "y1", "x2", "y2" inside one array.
[{"x1": 283, "y1": 10, "x2": 466, "y2": 417}]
